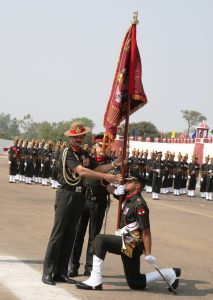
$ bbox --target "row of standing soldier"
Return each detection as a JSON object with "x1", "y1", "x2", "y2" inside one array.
[
  {"x1": 128, "y1": 149, "x2": 213, "y2": 201},
  {"x1": 8, "y1": 139, "x2": 213, "y2": 201}
]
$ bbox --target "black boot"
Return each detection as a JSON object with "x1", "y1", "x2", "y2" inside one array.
[
  {"x1": 68, "y1": 266, "x2": 79, "y2": 277},
  {"x1": 168, "y1": 268, "x2": 181, "y2": 292}
]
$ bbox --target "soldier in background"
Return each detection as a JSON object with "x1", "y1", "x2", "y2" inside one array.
[
  {"x1": 33, "y1": 141, "x2": 40, "y2": 183},
  {"x1": 140, "y1": 149, "x2": 148, "y2": 177},
  {"x1": 8, "y1": 138, "x2": 19, "y2": 183},
  {"x1": 37, "y1": 139, "x2": 46, "y2": 185},
  {"x1": 152, "y1": 151, "x2": 164, "y2": 200},
  {"x1": 25, "y1": 139, "x2": 36, "y2": 184},
  {"x1": 17, "y1": 138, "x2": 25, "y2": 182},
  {"x1": 145, "y1": 150, "x2": 155, "y2": 193},
  {"x1": 187, "y1": 155, "x2": 200, "y2": 197},
  {"x1": 15, "y1": 138, "x2": 22, "y2": 181},
  {"x1": 205, "y1": 156, "x2": 213, "y2": 201},
  {"x1": 42, "y1": 140, "x2": 53, "y2": 186},
  {"x1": 180, "y1": 154, "x2": 188, "y2": 195},
  {"x1": 167, "y1": 152, "x2": 175, "y2": 193},
  {"x1": 173, "y1": 153, "x2": 182, "y2": 196},
  {"x1": 200, "y1": 155, "x2": 210, "y2": 198},
  {"x1": 51, "y1": 141, "x2": 61, "y2": 189},
  {"x1": 161, "y1": 152, "x2": 170, "y2": 194}
]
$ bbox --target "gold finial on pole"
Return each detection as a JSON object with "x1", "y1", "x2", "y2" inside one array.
[{"x1": 131, "y1": 11, "x2": 139, "y2": 25}]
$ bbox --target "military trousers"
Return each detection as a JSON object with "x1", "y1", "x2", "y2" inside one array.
[
  {"x1": 70, "y1": 196, "x2": 107, "y2": 271},
  {"x1": 93, "y1": 234, "x2": 146, "y2": 290},
  {"x1": 43, "y1": 188, "x2": 84, "y2": 276}
]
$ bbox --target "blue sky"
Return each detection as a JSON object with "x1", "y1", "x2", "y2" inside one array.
[{"x1": 0, "y1": 0, "x2": 212, "y2": 134}]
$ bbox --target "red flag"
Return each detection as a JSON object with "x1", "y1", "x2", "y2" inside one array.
[{"x1": 103, "y1": 20, "x2": 147, "y2": 141}]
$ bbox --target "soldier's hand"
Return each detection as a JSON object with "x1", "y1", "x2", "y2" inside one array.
[{"x1": 145, "y1": 255, "x2": 156, "y2": 265}]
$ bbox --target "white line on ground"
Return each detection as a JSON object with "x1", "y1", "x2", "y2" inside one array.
[
  {"x1": 0, "y1": 255, "x2": 78, "y2": 300},
  {"x1": 148, "y1": 200, "x2": 213, "y2": 219}
]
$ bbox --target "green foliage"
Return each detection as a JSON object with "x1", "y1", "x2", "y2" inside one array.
[
  {"x1": 181, "y1": 110, "x2": 207, "y2": 137},
  {"x1": 122, "y1": 121, "x2": 159, "y2": 141}
]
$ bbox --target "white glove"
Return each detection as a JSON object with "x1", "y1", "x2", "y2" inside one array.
[
  {"x1": 146, "y1": 173, "x2": 149, "y2": 177},
  {"x1": 8, "y1": 161, "x2": 11, "y2": 164},
  {"x1": 145, "y1": 255, "x2": 156, "y2": 265},
  {"x1": 200, "y1": 177, "x2": 203, "y2": 182},
  {"x1": 188, "y1": 175, "x2": 191, "y2": 179},
  {"x1": 209, "y1": 170, "x2": 212, "y2": 173},
  {"x1": 173, "y1": 175, "x2": 175, "y2": 178},
  {"x1": 24, "y1": 162, "x2": 27, "y2": 167},
  {"x1": 114, "y1": 185, "x2": 125, "y2": 195},
  {"x1": 41, "y1": 164, "x2": 44, "y2": 167}
]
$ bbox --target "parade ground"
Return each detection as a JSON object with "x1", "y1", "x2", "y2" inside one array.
[{"x1": 0, "y1": 156, "x2": 213, "y2": 300}]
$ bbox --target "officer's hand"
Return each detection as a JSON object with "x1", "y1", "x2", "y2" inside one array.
[
  {"x1": 8, "y1": 161, "x2": 11, "y2": 164},
  {"x1": 24, "y1": 162, "x2": 27, "y2": 167},
  {"x1": 173, "y1": 175, "x2": 175, "y2": 178},
  {"x1": 114, "y1": 185, "x2": 125, "y2": 195},
  {"x1": 41, "y1": 164, "x2": 44, "y2": 167},
  {"x1": 104, "y1": 173, "x2": 122, "y2": 185},
  {"x1": 145, "y1": 255, "x2": 156, "y2": 265},
  {"x1": 188, "y1": 175, "x2": 191, "y2": 179},
  {"x1": 146, "y1": 173, "x2": 149, "y2": 177},
  {"x1": 200, "y1": 177, "x2": 203, "y2": 182}
]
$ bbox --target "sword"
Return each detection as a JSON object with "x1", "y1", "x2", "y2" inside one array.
[
  {"x1": 126, "y1": 229, "x2": 177, "y2": 295},
  {"x1": 154, "y1": 264, "x2": 177, "y2": 295}
]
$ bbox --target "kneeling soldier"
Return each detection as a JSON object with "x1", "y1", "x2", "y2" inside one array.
[{"x1": 76, "y1": 172, "x2": 181, "y2": 292}]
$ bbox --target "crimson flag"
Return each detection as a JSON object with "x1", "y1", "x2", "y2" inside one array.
[{"x1": 103, "y1": 20, "x2": 148, "y2": 141}]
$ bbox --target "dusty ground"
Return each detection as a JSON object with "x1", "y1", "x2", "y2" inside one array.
[{"x1": 0, "y1": 156, "x2": 213, "y2": 300}]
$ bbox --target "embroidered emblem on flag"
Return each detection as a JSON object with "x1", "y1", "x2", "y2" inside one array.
[{"x1": 138, "y1": 208, "x2": 145, "y2": 216}]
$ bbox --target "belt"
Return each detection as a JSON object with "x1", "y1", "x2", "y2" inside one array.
[{"x1": 61, "y1": 185, "x2": 83, "y2": 193}]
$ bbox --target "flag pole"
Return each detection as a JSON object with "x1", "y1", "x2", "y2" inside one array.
[{"x1": 116, "y1": 12, "x2": 139, "y2": 229}]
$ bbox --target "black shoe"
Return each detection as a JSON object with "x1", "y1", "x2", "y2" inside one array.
[
  {"x1": 168, "y1": 268, "x2": 181, "y2": 292},
  {"x1": 42, "y1": 274, "x2": 55, "y2": 285},
  {"x1": 53, "y1": 274, "x2": 76, "y2": 284},
  {"x1": 67, "y1": 267, "x2": 79, "y2": 277},
  {"x1": 84, "y1": 269, "x2": 91, "y2": 276},
  {"x1": 76, "y1": 282, "x2": 102, "y2": 290}
]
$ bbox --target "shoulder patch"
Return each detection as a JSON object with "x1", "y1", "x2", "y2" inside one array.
[{"x1": 137, "y1": 208, "x2": 145, "y2": 216}]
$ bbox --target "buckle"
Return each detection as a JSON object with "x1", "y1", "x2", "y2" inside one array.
[{"x1": 75, "y1": 186, "x2": 82, "y2": 193}]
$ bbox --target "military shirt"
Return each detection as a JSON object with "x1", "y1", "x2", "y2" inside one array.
[{"x1": 120, "y1": 193, "x2": 150, "y2": 233}]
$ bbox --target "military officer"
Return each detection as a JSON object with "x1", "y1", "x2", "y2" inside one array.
[
  {"x1": 68, "y1": 134, "x2": 112, "y2": 277},
  {"x1": 42, "y1": 122, "x2": 122, "y2": 286}
]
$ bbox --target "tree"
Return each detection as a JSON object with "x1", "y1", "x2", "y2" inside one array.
[
  {"x1": 121, "y1": 121, "x2": 159, "y2": 141},
  {"x1": 0, "y1": 113, "x2": 11, "y2": 139},
  {"x1": 8, "y1": 117, "x2": 21, "y2": 139},
  {"x1": 181, "y1": 110, "x2": 207, "y2": 137}
]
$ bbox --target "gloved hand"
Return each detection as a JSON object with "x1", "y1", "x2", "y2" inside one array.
[
  {"x1": 114, "y1": 185, "x2": 125, "y2": 195},
  {"x1": 8, "y1": 161, "x2": 11, "y2": 164},
  {"x1": 145, "y1": 255, "x2": 156, "y2": 265},
  {"x1": 41, "y1": 164, "x2": 44, "y2": 167},
  {"x1": 173, "y1": 175, "x2": 175, "y2": 178},
  {"x1": 24, "y1": 162, "x2": 27, "y2": 167},
  {"x1": 200, "y1": 177, "x2": 203, "y2": 182},
  {"x1": 146, "y1": 173, "x2": 149, "y2": 177},
  {"x1": 188, "y1": 175, "x2": 191, "y2": 179}
]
